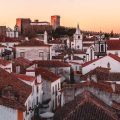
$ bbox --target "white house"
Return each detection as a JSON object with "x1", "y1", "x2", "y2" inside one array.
[
  {"x1": 0, "y1": 68, "x2": 32, "y2": 120},
  {"x1": 26, "y1": 67, "x2": 61, "y2": 110},
  {"x1": 107, "y1": 40, "x2": 120, "y2": 57},
  {"x1": 82, "y1": 53, "x2": 120, "y2": 75},
  {"x1": 15, "y1": 39, "x2": 52, "y2": 61}
]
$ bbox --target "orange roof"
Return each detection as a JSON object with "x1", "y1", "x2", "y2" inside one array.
[
  {"x1": 13, "y1": 57, "x2": 32, "y2": 67},
  {"x1": 33, "y1": 60, "x2": 71, "y2": 67},
  {"x1": 82, "y1": 53, "x2": 120, "y2": 67},
  {"x1": 12, "y1": 73, "x2": 36, "y2": 82},
  {"x1": 0, "y1": 37, "x2": 20, "y2": 43},
  {"x1": 0, "y1": 59, "x2": 11, "y2": 66},
  {"x1": 107, "y1": 40, "x2": 120, "y2": 50},
  {"x1": 0, "y1": 68, "x2": 32, "y2": 111},
  {"x1": 15, "y1": 39, "x2": 51, "y2": 47},
  {"x1": 35, "y1": 67, "x2": 60, "y2": 82}
]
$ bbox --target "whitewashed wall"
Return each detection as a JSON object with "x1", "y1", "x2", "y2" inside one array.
[
  {"x1": 82, "y1": 56, "x2": 120, "y2": 74},
  {"x1": 0, "y1": 105, "x2": 17, "y2": 120},
  {"x1": 16, "y1": 47, "x2": 51, "y2": 61}
]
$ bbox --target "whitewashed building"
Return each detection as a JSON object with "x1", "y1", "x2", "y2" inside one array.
[
  {"x1": 15, "y1": 39, "x2": 52, "y2": 61},
  {"x1": 0, "y1": 68, "x2": 32, "y2": 120},
  {"x1": 82, "y1": 53, "x2": 120, "y2": 75}
]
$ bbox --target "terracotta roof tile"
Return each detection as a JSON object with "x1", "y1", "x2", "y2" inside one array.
[
  {"x1": 0, "y1": 37, "x2": 20, "y2": 43},
  {"x1": 0, "y1": 68, "x2": 32, "y2": 111},
  {"x1": 107, "y1": 40, "x2": 120, "y2": 50},
  {"x1": 0, "y1": 59, "x2": 11, "y2": 66},
  {"x1": 35, "y1": 67, "x2": 60, "y2": 82},
  {"x1": 13, "y1": 57, "x2": 32, "y2": 67},
  {"x1": 15, "y1": 39, "x2": 51, "y2": 47},
  {"x1": 33, "y1": 60, "x2": 71, "y2": 67},
  {"x1": 12, "y1": 73, "x2": 36, "y2": 82},
  {"x1": 54, "y1": 91, "x2": 118, "y2": 120}
]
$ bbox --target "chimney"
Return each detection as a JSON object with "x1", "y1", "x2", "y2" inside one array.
[
  {"x1": 37, "y1": 75, "x2": 42, "y2": 83},
  {"x1": 111, "y1": 82, "x2": 116, "y2": 92},
  {"x1": 44, "y1": 31, "x2": 48, "y2": 44},
  {"x1": 25, "y1": 37, "x2": 29, "y2": 41}
]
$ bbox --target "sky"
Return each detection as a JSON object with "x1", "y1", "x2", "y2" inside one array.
[{"x1": 0, "y1": 0, "x2": 120, "y2": 33}]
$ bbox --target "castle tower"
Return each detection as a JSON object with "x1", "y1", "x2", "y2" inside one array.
[
  {"x1": 51, "y1": 15, "x2": 60, "y2": 30},
  {"x1": 73, "y1": 24, "x2": 83, "y2": 50}
]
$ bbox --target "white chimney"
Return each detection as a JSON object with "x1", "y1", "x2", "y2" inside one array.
[
  {"x1": 111, "y1": 82, "x2": 116, "y2": 92},
  {"x1": 44, "y1": 31, "x2": 48, "y2": 44},
  {"x1": 25, "y1": 37, "x2": 29, "y2": 41},
  {"x1": 37, "y1": 75, "x2": 42, "y2": 83}
]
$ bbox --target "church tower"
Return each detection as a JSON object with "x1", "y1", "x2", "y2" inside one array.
[
  {"x1": 94, "y1": 34, "x2": 107, "y2": 58},
  {"x1": 73, "y1": 24, "x2": 83, "y2": 50}
]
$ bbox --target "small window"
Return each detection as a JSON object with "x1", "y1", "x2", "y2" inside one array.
[
  {"x1": 78, "y1": 36, "x2": 80, "y2": 39},
  {"x1": 20, "y1": 52, "x2": 25, "y2": 57},
  {"x1": 39, "y1": 52, "x2": 44, "y2": 60},
  {"x1": 101, "y1": 44, "x2": 104, "y2": 52},
  {"x1": 16, "y1": 66, "x2": 20, "y2": 73},
  {"x1": 107, "y1": 62, "x2": 110, "y2": 68}
]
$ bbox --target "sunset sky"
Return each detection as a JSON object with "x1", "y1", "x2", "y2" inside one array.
[{"x1": 0, "y1": 0, "x2": 120, "y2": 33}]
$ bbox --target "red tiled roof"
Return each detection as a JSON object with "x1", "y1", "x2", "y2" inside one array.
[
  {"x1": 13, "y1": 57, "x2": 32, "y2": 67},
  {"x1": 112, "y1": 101, "x2": 120, "y2": 111},
  {"x1": 63, "y1": 81, "x2": 120, "y2": 93},
  {"x1": 33, "y1": 60, "x2": 71, "y2": 67},
  {"x1": 15, "y1": 39, "x2": 51, "y2": 47},
  {"x1": 54, "y1": 91, "x2": 118, "y2": 120},
  {"x1": 82, "y1": 67, "x2": 110, "y2": 81},
  {"x1": 107, "y1": 40, "x2": 120, "y2": 50},
  {"x1": 0, "y1": 59, "x2": 11, "y2": 66},
  {"x1": 12, "y1": 73, "x2": 36, "y2": 82},
  {"x1": 49, "y1": 39, "x2": 64, "y2": 44},
  {"x1": 0, "y1": 68, "x2": 32, "y2": 111},
  {"x1": 108, "y1": 53, "x2": 120, "y2": 63},
  {"x1": 0, "y1": 37, "x2": 20, "y2": 43},
  {"x1": 35, "y1": 67, "x2": 60, "y2": 82},
  {"x1": 82, "y1": 53, "x2": 120, "y2": 67}
]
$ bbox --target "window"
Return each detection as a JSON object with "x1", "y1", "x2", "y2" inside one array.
[
  {"x1": 58, "y1": 83, "x2": 60, "y2": 90},
  {"x1": 16, "y1": 66, "x2": 20, "y2": 73},
  {"x1": 39, "y1": 52, "x2": 44, "y2": 59},
  {"x1": 52, "y1": 86, "x2": 54, "y2": 94},
  {"x1": 77, "y1": 45, "x2": 79, "y2": 48},
  {"x1": 107, "y1": 62, "x2": 110, "y2": 68},
  {"x1": 78, "y1": 36, "x2": 80, "y2": 39},
  {"x1": 20, "y1": 52, "x2": 25, "y2": 57},
  {"x1": 101, "y1": 44, "x2": 104, "y2": 52}
]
